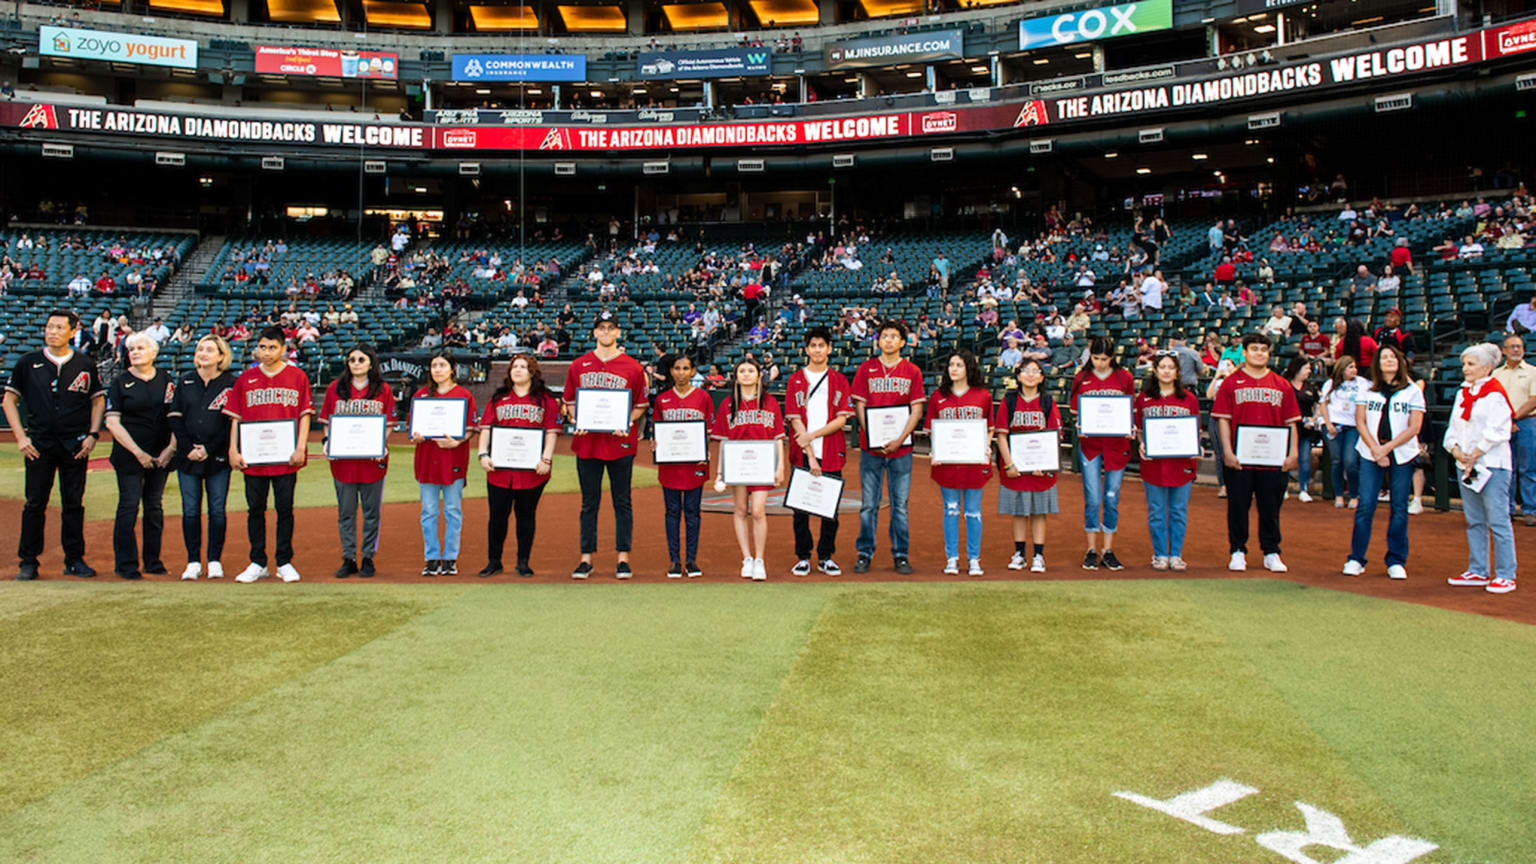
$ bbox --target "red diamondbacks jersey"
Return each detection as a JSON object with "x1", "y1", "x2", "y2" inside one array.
[
  {"x1": 784, "y1": 368, "x2": 854, "y2": 472},
  {"x1": 562, "y1": 351, "x2": 648, "y2": 461},
  {"x1": 995, "y1": 393, "x2": 1061, "y2": 493},
  {"x1": 1133, "y1": 390, "x2": 1201, "y2": 487},
  {"x1": 925, "y1": 387, "x2": 994, "y2": 490},
  {"x1": 851, "y1": 356, "x2": 926, "y2": 458},
  {"x1": 653, "y1": 386, "x2": 714, "y2": 490},
  {"x1": 1212, "y1": 368, "x2": 1302, "y2": 471},
  {"x1": 320, "y1": 380, "x2": 396, "y2": 485},
  {"x1": 479, "y1": 389, "x2": 562, "y2": 490},
  {"x1": 225, "y1": 363, "x2": 314, "y2": 477},
  {"x1": 1071, "y1": 366, "x2": 1136, "y2": 470}
]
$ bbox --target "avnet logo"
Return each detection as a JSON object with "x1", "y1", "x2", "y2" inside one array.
[
  {"x1": 442, "y1": 130, "x2": 478, "y2": 148},
  {"x1": 921, "y1": 112, "x2": 958, "y2": 134}
]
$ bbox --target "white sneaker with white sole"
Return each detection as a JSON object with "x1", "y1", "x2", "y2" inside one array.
[
  {"x1": 235, "y1": 563, "x2": 268, "y2": 583},
  {"x1": 968, "y1": 558, "x2": 984, "y2": 577},
  {"x1": 740, "y1": 556, "x2": 754, "y2": 579},
  {"x1": 1228, "y1": 552, "x2": 1247, "y2": 572},
  {"x1": 1297, "y1": 491, "x2": 1313, "y2": 503},
  {"x1": 276, "y1": 563, "x2": 301, "y2": 583},
  {"x1": 180, "y1": 562, "x2": 201, "y2": 581},
  {"x1": 1387, "y1": 564, "x2": 1407, "y2": 581},
  {"x1": 206, "y1": 561, "x2": 224, "y2": 579},
  {"x1": 1007, "y1": 551, "x2": 1027, "y2": 571},
  {"x1": 1030, "y1": 554, "x2": 1046, "y2": 573},
  {"x1": 750, "y1": 558, "x2": 767, "y2": 582},
  {"x1": 1263, "y1": 553, "x2": 1288, "y2": 572},
  {"x1": 1342, "y1": 560, "x2": 1365, "y2": 577},
  {"x1": 943, "y1": 557, "x2": 960, "y2": 575},
  {"x1": 1407, "y1": 498, "x2": 1424, "y2": 515}
]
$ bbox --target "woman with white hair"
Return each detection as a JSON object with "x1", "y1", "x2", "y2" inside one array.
[
  {"x1": 103, "y1": 331, "x2": 177, "y2": 580},
  {"x1": 1445, "y1": 342, "x2": 1518, "y2": 594},
  {"x1": 167, "y1": 334, "x2": 236, "y2": 580}
]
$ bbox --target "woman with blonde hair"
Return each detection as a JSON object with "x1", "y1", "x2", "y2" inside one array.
[
  {"x1": 167, "y1": 334, "x2": 237, "y2": 579},
  {"x1": 104, "y1": 331, "x2": 177, "y2": 579}
]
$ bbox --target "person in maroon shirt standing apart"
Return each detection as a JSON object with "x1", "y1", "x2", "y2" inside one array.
[
  {"x1": 562, "y1": 310, "x2": 649, "y2": 580},
  {"x1": 1213, "y1": 332, "x2": 1302, "y2": 572},
  {"x1": 851, "y1": 320, "x2": 926, "y2": 574},
  {"x1": 226, "y1": 326, "x2": 313, "y2": 584}
]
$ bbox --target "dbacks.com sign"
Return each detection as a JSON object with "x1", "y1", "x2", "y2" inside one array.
[{"x1": 40, "y1": 25, "x2": 197, "y2": 69}]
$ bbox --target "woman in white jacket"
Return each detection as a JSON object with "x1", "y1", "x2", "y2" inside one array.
[
  {"x1": 1444, "y1": 342, "x2": 1517, "y2": 594},
  {"x1": 1344, "y1": 345, "x2": 1424, "y2": 580}
]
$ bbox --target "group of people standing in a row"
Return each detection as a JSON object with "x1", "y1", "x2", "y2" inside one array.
[{"x1": 2, "y1": 308, "x2": 1523, "y2": 594}]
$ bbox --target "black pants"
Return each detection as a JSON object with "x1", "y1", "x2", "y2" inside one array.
[
  {"x1": 18, "y1": 441, "x2": 89, "y2": 566},
  {"x1": 1227, "y1": 468, "x2": 1287, "y2": 555},
  {"x1": 244, "y1": 473, "x2": 298, "y2": 567},
  {"x1": 113, "y1": 463, "x2": 168, "y2": 574},
  {"x1": 576, "y1": 456, "x2": 634, "y2": 554},
  {"x1": 792, "y1": 468, "x2": 841, "y2": 561},
  {"x1": 487, "y1": 482, "x2": 546, "y2": 564},
  {"x1": 663, "y1": 486, "x2": 702, "y2": 563}
]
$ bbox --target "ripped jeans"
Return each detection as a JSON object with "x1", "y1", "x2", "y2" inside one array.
[
  {"x1": 1080, "y1": 453, "x2": 1124, "y2": 534},
  {"x1": 939, "y1": 486, "x2": 984, "y2": 560}
]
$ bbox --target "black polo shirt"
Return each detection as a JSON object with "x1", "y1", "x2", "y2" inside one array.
[
  {"x1": 167, "y1": 370, "x2": 235, "y2": 475},
  {"x1": 105, "y1": 368, "x2": 175, "y2": 469},
  {"x1": 5, "y1": 349, "x2": 103, "y2": 446}
]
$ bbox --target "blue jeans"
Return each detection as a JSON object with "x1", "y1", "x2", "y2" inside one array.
[
  {"x1": 1461, "y1": 468, "x2": 1517, "y2": 580},
  {"x1": 857, "y1": 451, "x2": 912, "y2": 558},
  {"x1": 1294, "y1": 438, "x2": 1313, "y2": 493},
  {"x1": 1326, "y1": 428, "x2": 1360, "y2": 499},
  {"x1": 1080, "y1": 453, "x2": 1124, "y2": 533},
  {"x1": 1143, "y1": 482, "x2": 1191, "y2": 558},
  {"x1": 939, "y1": 486, "x2": 984, "y2": 560},
  {"x1": 419, "y1": 480, "x2": 464, "y2": 560},
  {"x1": 1511, "y1": 417, "x2": 1536, "y2": 515},
  {"x1": 178, "y1": 468, "x2": 230, "y2": 562},
  {"x1": 1350, "y1": 459, "x2": 1413, "y2": 567}
]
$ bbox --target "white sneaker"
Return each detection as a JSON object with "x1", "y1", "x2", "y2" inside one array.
[
  {"x1": 1348, "y1": 499, "x2": 1358, "y2": 510},
  {"x1": 1298, "y1": 491, "x2": 1314, "y2": 503},
  {"x1": 1342, "y1": 559, "x2": 1365, "y2": 577},
  {"x1": 943, "y1": 557, "x2": 960, "y2": 575},
  {"x1": 1150, "y1": 556, "x2": 1169, "y2": 571},
  {"x1": 1007, "y1": 551, "x2": 1027, "y2": 571},
  {"x1": 751, "y1": 558, "x2": 767, "y2": 581},
  {"x1": 235, "y1": 563, "x2": 268, "y2": 583},
  {"x1": 1030, "y1": 553, "x2": 1046, "y2": 573},
  {"x1": 276, "y1": 563, "x2": 301, "y2": 583},
  {"x1": 180, "y1": 562, "x2": 201, "y2": 581},
  {"x1": 1228, "y1": 552, "x2": 1247, "y2": 572},
  {"x1": 1387, "y1": 564, "x2": 1408, "y2": 581},
  {"x1": 968, "y1": 558, "x2": 984, "y2": 577},
  {"x1": 1168, "y1": 557, "x2": 1188, "y2": 571},
  {"x1": 1407, "y1": 498, "x2": 1424, "y2": 515},
  {"x1": 741, "y1": 556, "x2": 754, "y2": 579},
  {"x1": 1263, "y1": 553, "x2": 1288, "y2": 573},
  {"x1": 206, "y1": 561, "x2": 224, "y2": 579}
]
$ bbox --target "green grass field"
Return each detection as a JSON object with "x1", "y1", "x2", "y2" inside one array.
[
  {"x1": 0, "y1": 444, "x2": 659, "y2": 514},
  {"x1": 2, "y1": 579, "x2": 1531, "y2": 863}
]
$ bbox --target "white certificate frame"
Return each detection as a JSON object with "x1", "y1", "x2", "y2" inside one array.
[
  {"x1": 653, "y1": 420, "x2": 708, "y2": 464},
  {"x1": 1142, "y1": 415, "x2": 1201, "y2": 460},
  {"x1": 324, "y1": 414, "x2": 388, "y2": 460},
  {"x1": 1077, "y1": 394, "x2": 1134, "y2": 438},
  {"x1": 1235, "y1": 425, "x2": 1291, "y2": 468},
  {"x1": 488, "y1": 426, "x2": 544, "y2": 470},
  {"x1": 409, "y1": 396, "x2": 469, "y2": 439},
  {"x1": 784, "y1": 467, "x2": 845, "y2": 519},
  {"x1": 239, "y1": 418, "x2": 298, "y2": 466},
  {"x1": 1008, "y1": 430, "x2": 1060, "y2": 473},
  {"x1": 929, "y1": 418, "x2": 990, "y2": 465},
  {"x1": 575, "y1": 388, "x2": 634, "y2": 434},
  {"x1": 864, "y1": 404, "x2": 913, "y2": 449},
  {"x1": 721, "y1": 439, "x2": 778, "y2": 486}
]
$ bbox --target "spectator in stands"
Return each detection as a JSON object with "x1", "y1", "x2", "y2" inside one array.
[
  {"x1": 1300, "y1": 319, "x2": 1331, "y2": 367},
  {"x1": 1235, "y1": 282, "x2": 1258, "y2": 306},
  {"x1": 1375, "y1": 265, "x2": 1401, "y2": 294},
  {"x1": 95, "y1": 271, "x2": 116, "y2": 294},
  {"x1": 67, "y1": 273, "x2": 90, "y2": 297},
  {"x1": 419, "y1": 327, "x2": 443, "y2": 350},
  {"x1": 997, "y1": 338, "x2": 1024, "y2": 369},
  {"x1": 1165, "y1": 331, "x2": 1202, "y2": 388},
  {"x1": 1021, "y1": 336, "x2": 1052, "y2": 366},
  {"x1": 1200, "y1": 331, "x2": 1223, "y2": 369},
  {"x1": 1390, "y1": 237, "x2": 1414, "y2": 274},
  {"x1": 1140, "y1": 270, "x2": 1166, "y2": 311},
  {"x1": 1459, "y1": 234, "x2": 1485, "y2": 259},
  {"x1": 1349, "y1": 265, "x2": 1375, "y2": 296},
  {"x1": 1049, "y1": 334, "x2": 1078, "y2": 374},
  {"x1": 1208, "y1": 221, "x2": 1225, "y2": 253},
  {"x1": 1263, "y1": 305, "x2": 1292, "y2": 341},
  {"x1": 1493, "y1": 333, "x2": 1536, "y2": 527},
  {"x1": 1445, "y1": 342, "x2": 1518, "y2": 593},
  {"x1": 1334, "y1": 318, "x2": 1378, "y2": 369},
  {"x1": 1196, "y1": 282, "x2": 1220, "y2": 306},
  {"x1": 1373, "y1": 308, "x2": 1414, "y2": 357},
  {"x1": 536, "y1": 334, "x2": 558, "y2": 357},
  {"x1": 1507, "y1": 294, "x2": 1536, "y2": 333},
  {"x1": 144, "y1": 318, "x2": 169, "y2": 346},
  {"x1": 1213, "y1": 256, "x2": 1237, "y2": 286},
  {"x1": 1256, "y1": 259, "x2": 1275, "y2": 284}
]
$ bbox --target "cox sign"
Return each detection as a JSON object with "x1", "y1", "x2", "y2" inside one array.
[
  {"x1": 39, "y1": 25, "x2": 197, "y2": 69},
  {"x1": 1018, "y1": 0, "x2": 1172, "y2": 51}
]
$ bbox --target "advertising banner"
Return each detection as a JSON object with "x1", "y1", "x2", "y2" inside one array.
[
  {"x1": 1233, "y1": 0, "x2": 1310, "y2": 15},
  {"x1": 637, "y1": 48, "x2": 772, "y2": 80},
  {"x1": 1485, "y1": 20, "x2": 1536, "y2": 58},
  {"x1": 1, "y1": 102, "x2": 425, "y2": 148},
  {"x1": 39, "y1": 25, "x2": 197, "y2": 69},
  {"x1": 254, "y1": 45, "x2": 399, "y2": 80},
  {"x1": 826, "y1": 29, "x2": 964, "y2": 69},
  {"x1": 1018, "y1": 0, "x2": 1172, "y2": 51},
  {"x1": 451, "y1": 53, "x2": 587, "y2": 82},
  {"x1": 433, "y1": 114, "x2": 911, "y2": 151}
]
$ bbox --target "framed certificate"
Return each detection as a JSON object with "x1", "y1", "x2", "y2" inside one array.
[
  {"x1": 1008, "y1": 430, "x2": 1060, "y2": 473},
  {"x1": 1078, "y1": 394, "x2": 1134, "y2": 437},
  {"x1": 929, "y1": 418, "x2": 990, "y2": 464},
  {"x1": 409, "y1": 397, "x2": 469, "y2": 439},
  {"x1": 784, "y1": 467, "x2": 845, "y2": 519},
  {"x1": 488, "y1": 426, "x2": 543, "y2": 470},
  {"x1": 721, "y1": 439, "x2": 778, "y2": 486},
  {"x1": 1235, "y1": 425, "x2": 1291, "y2": 468},
  {"x1": 575, "y1": 388, "x2": 633, "y2": 434},
  {"x1": 325, "y1": 414, "x2": 388, "y2": 459},
  {"x1": 1142, "y1": 415, "x2": 1201, "y2": 459},
  {"x1": 654, "y1": 420, "x2": 708, "y2": 464},
  {"x1": 864, "y1": 404, "x2": 913, "y2": 449},
  {"x1": 239, "y1": 419, "x2": 298, "y2": 466}
]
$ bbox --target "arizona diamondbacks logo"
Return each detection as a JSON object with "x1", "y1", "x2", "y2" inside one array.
[
  {"x1": 463, "y1": 58, "x2": 484, "y2": 78},
  {"x1": 209, "y1": 389, "x2": 230, "y2": 412},
  {"x1": 538, "y1": 129, "x2": 569, "y2": 150},
  {"x1": 67, "y1": 372, "x2": 90, "y2": 394},
  {"x1": 1013, "y1": 100, "x2": 1049, "y2": 127},
  {"x1": 18, "y1": 104, "x2": 58, "y2": 129}
]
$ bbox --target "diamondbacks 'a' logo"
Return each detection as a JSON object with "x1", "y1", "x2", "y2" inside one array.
[
  {"x1": 208, "y1": 389, "x2": 230, "y2": 412},
  {"x1": 67, "y1": 372, "x2": 90, "y2": 394},
  {"x1": 538, "y1": 129, "x2": 569, "y2": 150},
  {"x1": 18, "y1": 104, "x2": 58, "y2": 129},
  {"x1": 164, "y1": 380, "x2": 176, "y2": 403},
  {"x1": 1013, "y1": 100, "x2": 1049, "y2": 127}
]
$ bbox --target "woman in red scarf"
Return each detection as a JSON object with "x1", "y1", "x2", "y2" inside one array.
[{"x1": 1443, "y1": 343, "x2": 1517, "y2": 594}]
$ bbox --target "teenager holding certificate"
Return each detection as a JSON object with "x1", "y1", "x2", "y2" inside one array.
[
  {"x1": 225, "y1": 326, "x2": 313, "y2": 584},
  {"x1": 995, "y1": 359, "x2": 1060, "y2": 573},
  {"x1": 1070, "y1": 336, "x2": 1135, "y2": 571},
  {"x1": 562, "y1": 311, "x2": 649, "y2": 580},
  {"x1": 476, "y1": 355, "x2": 561, "y2": 578},
  {"x1": 1134, "y1": 353, "x2": 1200, "y2": 571},
  {"x1": 319, "y1": 344, "x2": 395, "y2": 579},
  {"x1": 652, "y1": 353, "x2": 713, "y2": 579},
  {"x1": 925, "y1": 350, "x2": 993, "y2": 576},
  {"x1": 1213, "y1": 333, "x2": 1302, "y2": 573},
  {"x1": 851, "y1": 320, "x2": 926, "y2": 575},
  {"x1": 1344, "y1": 345, "x2": 1424, "y2": 580},
  {"x1": 785, "y1": 327, "x2": 854, "y2": 577},
  {"x1": 411, "y1": 353, "x2": 476, "y2": 577},
  {"x1": 168, "y1": 335, "x2": 235, "y2": 580},
  {"x1": 104, "y1": 332, "x2": 177, "y2": 581},
  {"x1": 711, "y1": 358, "x2": 787, "y2": 581}
]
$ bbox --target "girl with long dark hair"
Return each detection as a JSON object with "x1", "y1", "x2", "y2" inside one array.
[
  {"x1": 711, "y1": 357, "x2": 787, "y2": 581},
  {"x1": 1345, "y1": 344, "x2": 1425, "y2": 579},
  {"x1": 320, "y1": 343, "x2": 396, "y2": 578},
  {"x1": 925, "y1": 350, "x2": 993, "y2": 575},
  {"x1": 412, "y1": 352, "x2": 477, "y2": 576},
  {"x1": 1071, "y1": 335, "x2": 1136, "y2": 570},
  {"x1": 1320, "y1": 355, "x2": 1365, "y2": 508},
  {"x1": 652, "y1": 353, "x2": 713, "y2": 578},
  {"x1": 476, "y1": 354, "x2": 561, "y2": 578},
  {"x1": 1134, "y1": 353, "x2": 1200, "y2": 569},
  {"x1": 1283, "y1": 356, "x2": 1319, "y2": 502}
]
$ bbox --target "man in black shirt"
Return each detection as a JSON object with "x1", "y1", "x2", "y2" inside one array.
[{"x1": 2, "y1": 309, "x2": 105, "y2": 580}]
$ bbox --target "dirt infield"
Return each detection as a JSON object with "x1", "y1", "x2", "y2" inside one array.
[{"x1": 5, "y1": 445, "x2": 1530, "y2": 625}]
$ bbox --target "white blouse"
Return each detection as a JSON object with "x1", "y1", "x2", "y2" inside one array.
[
  {"x1": 1320, "y1": 377, "x2": 1366, "y2": 426},
  {"x1": 1441, "y1": 377, "x2": 1513, "y2": 470}
]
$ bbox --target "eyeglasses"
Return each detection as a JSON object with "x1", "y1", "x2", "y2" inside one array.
[{"x1": 347, "y1": 356, "x2": 369, "y2": 363}]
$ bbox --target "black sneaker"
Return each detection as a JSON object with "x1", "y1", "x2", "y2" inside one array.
[
  {"x1": 615, "y1": 561, "x2": 633, "y2": 580},
  {"x1": 443, "y1": 560, "x2": 459, "y2": 576},
  {"x1": 359, "y1": 558, "x2": 375, "y2": 578},
  {"x1": 684, "y1": 560, "x2": 702, "y2": 578},
  {"x1": 667, "y1": 560, "x2": 684, "y2": 579},
  {"x1": 1100, "y1": 551, "x2": 1125, "y2": 571},
  {"x1": 477, "y1": 561, "x2": 503, "y2": 579},
  {"x1": 853, "y1": 554, "x2": 872, "y2": 574},
  {"x1": 143, "y1": 562, "x2": 168, "y2": 575},
  {"x1": 335, "y1": 559, "x2": 358, "y2": 579},
  {"x1": 422, "y1": 560, "x2": 439, "y2": 577},
  {"x1": 63, "y1": 559, "x2": 96, "y2": 579},
  {"x1": 1082, "y1": 550, "x2": 1100, "y2": 571},
  {"x1": 17, "y1": 563, "x2": 39, "y2": 581},
  {"x1": 572, "y1": 561, "x2": 593, "y2": 580},
  {"x1": 893, "y1": 556, "x2": 914, "y2": 575},
  {"x1": 117, "y1": 570, "x2": 142, "y2": 580},
  {"x1": 516, "y1": 561, "x2": 535, "y2": 578}
]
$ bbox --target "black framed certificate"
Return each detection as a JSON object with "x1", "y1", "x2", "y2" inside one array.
[
  {"x1": 1235, "y1": 425, "x2": 1291, "y2": 468},
  {"x1": 575, "y1": 388, "x2": 633, "y2": 434},
  {"x1": 654, "y1": 420, "x2": 708, "y2": 464},
  {"x1": 785, "y1": 467, "x2": 844, "y2": 519},
  {"x1": 721, "y1": 439, "x2": 777, "y2": 485},
  {"x1": 239, "y1": 418, "x2": 298, "y2": 466},
  {"x1": 1008, "y1": 430, "x2": 1060, "y2": 472},
  {"x1": 488, "y1": 426, "x2": 543, "y2": 470},
  {"x1": 409, "y1": 397, "x2": 469, "y2": 439},
  {"x1": 864, "y1": 404, "x2": 913, "y2": 449},
  {"x1": 929, "y1": 418, "x2": 990, "y2": 464},
  {"x1": 1142, "y1": 415, "x2": 1201, "y2": 459},
  {"x1": 1078, "y1": 394, "x2": 1134, "y2": 437},
  {"x1": 325, "y1": 414, "x2": 388, "y2": 459}
]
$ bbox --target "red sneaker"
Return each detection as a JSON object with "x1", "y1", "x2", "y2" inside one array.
[
  {"x1": 1448, "y1": 571, "x2": 1490, "y2": 587},
  {"x1": 1486, "y1": 578, "x2": 1517, "y2": 595}
]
